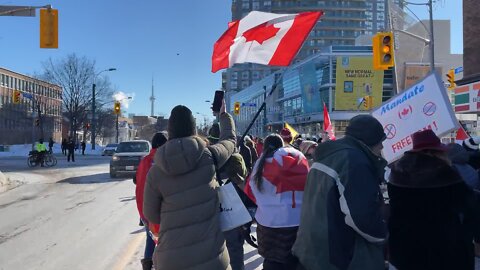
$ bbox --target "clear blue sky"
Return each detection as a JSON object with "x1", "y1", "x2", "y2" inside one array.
[{"x1": 0, "y1": 0, "x2": 462, "y2": 120}]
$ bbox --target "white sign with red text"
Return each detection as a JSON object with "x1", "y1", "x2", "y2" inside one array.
[{"x1": 371, "y1": 72, "x2": 458, "y2": 163}]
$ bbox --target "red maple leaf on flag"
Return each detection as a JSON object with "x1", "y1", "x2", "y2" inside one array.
[
  {"x1": 243, "y1": 23, "x2": 280, "y2": 44},
  {"x1": 261, "y1": 154, "x2": 309, "y2": 194}
]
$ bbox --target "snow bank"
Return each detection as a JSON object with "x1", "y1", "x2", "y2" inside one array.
[{"x1": 0, "y1": 143, "x2": 105, "y2": 157}]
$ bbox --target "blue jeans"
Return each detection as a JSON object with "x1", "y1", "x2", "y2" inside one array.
[
  {"x1": 224, "y1": 227, "x2": 245, "y2": 270},
  {"x1": 144, "y1": 225, "x2": 155, "y2": 259}
]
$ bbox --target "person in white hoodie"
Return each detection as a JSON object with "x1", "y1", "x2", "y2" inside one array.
[{"x1": 244, "y1": 134, "x2": 310, "y2": 270}]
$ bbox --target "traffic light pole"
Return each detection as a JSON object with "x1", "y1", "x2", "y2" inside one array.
[
  {"x1": 91, "y1": 83, "x2": 96, "y2": 150},
  {"x1": 239, "y1": 71, "x2": 284, "y2": 143},
  {"x1": 116, "y1": 114, "x2": 119, "y2": 143}
]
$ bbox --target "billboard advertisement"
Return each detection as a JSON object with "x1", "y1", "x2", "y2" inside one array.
[
  {"x1": 404, "y1": 64, "x2": 443, "y2": 89},
  {"x1": 335, "y1": 57, "x2": 384, "y2": 111}
]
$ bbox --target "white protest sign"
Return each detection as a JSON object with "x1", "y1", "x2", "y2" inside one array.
[{"x1": 372, "y1": 72, "x2": 458, "y2": 163}]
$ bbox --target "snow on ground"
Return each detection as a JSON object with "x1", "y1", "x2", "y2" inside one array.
[{"x1": 0, "y1": 143, "x2": 104, "y2": 157}]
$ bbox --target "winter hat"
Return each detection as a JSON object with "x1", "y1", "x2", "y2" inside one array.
[
  {"x1": 299, "y1": 140, "x2": 318, "y2": 156},
  {"x1": 168, "y1": 105, "x2": 196, "y2": 139},
  {"x1": 463, "y1": 137, "x2": 480, "y2": 151},
  {"x1": 280, "y1": 128, "x2": 293, "y2": 144},
  {"x1": 346, "y1": 115, "x2": 386, "y2": 146},
  {"x1": 409, "y1": 129, "x2": 448, "y2": 152},
  {"x1": 151, "y1": 132, "x2": 168, "y2": 149},
  {"x1": 208, "y1": 123, "x2": 220, "y2": 144}
]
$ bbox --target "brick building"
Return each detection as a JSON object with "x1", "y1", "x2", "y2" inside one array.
[{"x1": 0, "y1": 68, "x2": 63, "y2": 145}]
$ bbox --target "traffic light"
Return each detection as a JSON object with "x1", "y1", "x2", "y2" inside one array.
[
  {"x1": 233, "y1": 102, "x2": 240, "y2": 115},
  {"x1": 363, "y1": 96, "x2": 373, "y2": 110},
  {"x1": 372, "y1": 32, "x2": 394, "y2": 70},
  {"x1": 114, "y1": 101, "x2": 121, "y2": 115},
  {"x1": 35, "y1": 119, "x2": 40, "y2": 126},
  {"x1": 13, "y1": 90, "x2": 21, "y2": 104},
  {"x1": 447, "y1": 69, "x2": 456, "y2": 90},
  {"x1": 40, "y1": 8, "x2": 58, "y2": 49}
]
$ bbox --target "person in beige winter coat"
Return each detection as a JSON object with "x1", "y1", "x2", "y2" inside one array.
[{"x1": 143, "y1": 101, "x2": 236, "y2": 270}]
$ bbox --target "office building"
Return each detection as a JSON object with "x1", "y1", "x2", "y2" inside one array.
[
  {"x1": 230, "y1": 45, "x2": 395, "y2": 138},
  {"x1": 225, "y1": 0, "x2": 399, "y2": 111},
  {"x1": 0, "y1": 68, "x2": 62, "y2": 145}
]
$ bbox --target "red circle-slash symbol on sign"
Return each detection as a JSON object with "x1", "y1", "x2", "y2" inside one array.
[
  {"x1": 423, "y1": 102, "x2": 436, "y2": 116},
  {"x1": 384, "y1": 124, "x2": 396, "y2": 140}
]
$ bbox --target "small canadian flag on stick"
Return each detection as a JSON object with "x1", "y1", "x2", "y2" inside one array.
[
  {"x1": 323, "y1": 103, "x2": 336, "y2": 141},
  {"x1": 212, "y1": 11, "x2": 323, "y2": 73}
]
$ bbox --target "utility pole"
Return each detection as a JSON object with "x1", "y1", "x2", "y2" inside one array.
[
  {"x1": 91, "y1": 83, "x2": 96, "y2": 149},
  {"x1": 263, "y1": 86, "x2": 267, "y2": 137},
  {"x1": 428, "y1": 0, "x2": 435, "y2": 72}
]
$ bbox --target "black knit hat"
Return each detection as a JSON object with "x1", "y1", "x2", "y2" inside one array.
[
  {"x1": 151, "y1": 132, "x2": 168, "y2": 149},
  {"x1": 346, "y1": 115, "x2": 386, "y2": 146},
  {"x1": 168, "y1": 105, "x2": 196, "y2": 139}
]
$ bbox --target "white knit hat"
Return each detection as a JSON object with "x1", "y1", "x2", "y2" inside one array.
[{"x1": 463, "y1": 137, "x2": 480, "y2": 151}]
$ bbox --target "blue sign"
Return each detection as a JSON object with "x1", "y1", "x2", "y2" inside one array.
[
  {"x1": 454, "y1": 67, "x2": 463, "y2": 74},
  {"x1": 241, "y1": 103, "x2": 256, "y2": 107},
  {"x1": 22, "y1": 93, "x2": 33, "y2": 100}
]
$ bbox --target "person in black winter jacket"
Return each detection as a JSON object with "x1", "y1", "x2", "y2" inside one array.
[
  {"x1": 448, "y1": 143, "x2": 480, "y2": 191},
  {"x1": 237, "y1": 136, "x2": 252, "y2": 173},
  {"x1": 388, "y1": 130, "x2": 480, "y2": 270}
]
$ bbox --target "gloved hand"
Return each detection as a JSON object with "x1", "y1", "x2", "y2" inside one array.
[{"x1": 241, "y1": 222, "x2": 258, "y2": 248}]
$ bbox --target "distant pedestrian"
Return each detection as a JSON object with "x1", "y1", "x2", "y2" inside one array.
[
  {"x1": 135, "y1": 132, "x2": 168, "y2": 270},
  {"x1": 238, "y1": 136, "x2": 253, "y2": 173},
  {"x1": 245, "y1": 134, "x2": 309, "y2": 270},
  {"x1": 61, "y1": 138, "x2": 67, "y2": 156},
  {"x1": 299, "y1": 140, "x2": 317, "y2": 166},
  {"x1": 255, "y1": 137, "x2": 263, "y2": 155},
  {"x1": 75, "y1": 141, "x2": 80, "y2": 153},
  {"x1": 388, "y1": 130, "x2": 480, "y2": 270},
  {"x1": 67, "y1": 137, "x2": 75, "y2": 162},
  {"x1": 143, "y1": 100, "x2": 235, "y2": 270},
  {"x1": 293, "y1": 115, "x2": 388, "y2": 270},
  {"x1": 244, "y1": 136, "x2": 258, "y2": 165},
  {"x1": 48, "y1": 137, "x2": 54, "y2": 153},
  {"x1": 280, "y1": 128, "x2": 294, "y2": 147},
  {"x1": 81, "y1": 141, "x2": 86, "y2": 155}
]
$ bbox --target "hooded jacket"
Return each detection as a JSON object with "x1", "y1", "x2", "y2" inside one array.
[
  {"x1": 143, "y1": 113, "x2": 236, "y2": 270},
  {"x1": 292, "y1": 136, "x2": 388, "y2": 270},
  {"x1": 388, "y1": 152, "x2": 480, "y2": 270}
]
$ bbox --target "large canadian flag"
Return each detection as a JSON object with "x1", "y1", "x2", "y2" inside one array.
[{"x1": 212, "y1": 11, "x2": 323, "y2": 73}]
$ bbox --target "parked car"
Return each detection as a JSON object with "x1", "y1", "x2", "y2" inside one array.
[
  {"x1": 109, "y1": 140, "x2": 151, "y2": 178},
  {"x1": 102, "y1": 143, "x2": 119, "y2": 156}
]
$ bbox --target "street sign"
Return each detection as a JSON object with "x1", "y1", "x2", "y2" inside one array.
[
  {"x1": 22, "y1": 93, "x2": 33, "y2": 100},
  {"x1": 241, "y1": 102, "x2": 257, "y2": 107},
  {"x1": 455, "y1": 67, "x2": 463, "y2": 74}
]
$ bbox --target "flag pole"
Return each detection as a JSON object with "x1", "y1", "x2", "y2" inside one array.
[{"x1": 240, "y1": 69, "x2": 286, "y2": 142}]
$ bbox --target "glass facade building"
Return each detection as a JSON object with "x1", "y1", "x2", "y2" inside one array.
[
  {"x1": 224, "y1": 0, "x2": 399, "y2": 101},
  {"x1": 230, "y1": 46, "x2": 394, "y2": 138}
]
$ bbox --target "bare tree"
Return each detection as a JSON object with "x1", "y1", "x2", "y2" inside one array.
[{"x1": 41, "y1": 53, "x2": 114, "y2": 140}]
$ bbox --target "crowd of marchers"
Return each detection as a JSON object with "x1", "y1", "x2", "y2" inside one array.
[{"x1": 132, "y1": 98, "x2": 480, "y2": 270}]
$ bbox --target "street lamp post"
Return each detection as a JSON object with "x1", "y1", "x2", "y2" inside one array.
[{"x1": 91, "y1": 68, "x2": 116, "y2": 150}]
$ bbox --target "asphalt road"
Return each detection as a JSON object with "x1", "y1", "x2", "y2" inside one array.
[
  {"x1": 0, "y1": 155, "x2": 143, "y2": 270},
  {"x1": 1, "y1": 155, "x2": 477, "y2": 270}
]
